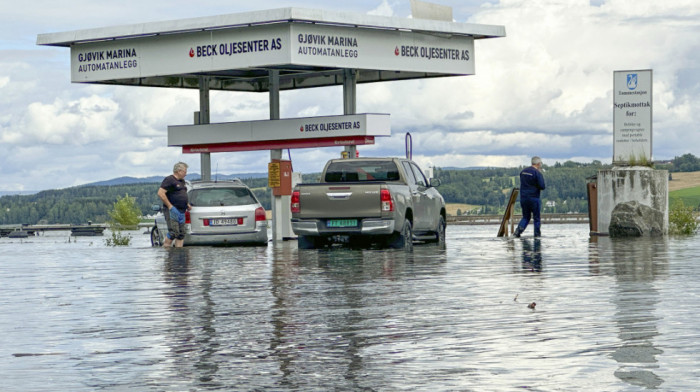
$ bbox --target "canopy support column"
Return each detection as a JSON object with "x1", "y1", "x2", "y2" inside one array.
[
  {"x1": 269, "y1": 70, "x2": 292, "y2": 241},
  {"x1": 343, "y1": 69, "x2": 358, "y2": 158},
  {"x1": 199, "y1": 76, "x2": 211, "y2": 181}
]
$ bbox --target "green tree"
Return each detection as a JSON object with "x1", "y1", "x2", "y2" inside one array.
[
  {"x1": 109, "y1": 194, "x2": 141, "y2": 229},
  {"x1": 672, "y1": 153, "x2": 700, "y2": 172},
  {"x1": 105, "y1": 194, "x2": 141, "y2": 246}
]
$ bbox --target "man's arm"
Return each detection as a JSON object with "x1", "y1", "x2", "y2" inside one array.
[{"x1": 157, "y1": 187, "x2": 172, "y2": 209}]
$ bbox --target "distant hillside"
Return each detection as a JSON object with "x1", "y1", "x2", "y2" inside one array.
[
  {"x1": 0, "y1": 191, "x2": 37, "y2": 197},
  {"x1": 0, "y1": 172, "x2": 271, "y2": 195},
  {"x1": 85, "y1": 176, "x2": 163, "y2": 186},
  {"x1": 440, "y1": 166, "x2": 499, "y2": 171},
  {"x1": 84, "y1": 172, "x2": 269, "y2": 187}
]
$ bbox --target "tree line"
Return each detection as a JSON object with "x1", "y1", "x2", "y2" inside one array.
[
  {"x1": 0, "y1": 178, "x2": 270, "y2": 225},
  {"x1": 0, "y1": 155, "x2": 696, "y2": 225}
]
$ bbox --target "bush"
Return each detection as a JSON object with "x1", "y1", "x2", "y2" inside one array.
[
  {"x1": 105, "y1": 231, "x2": 132, "y2": 246},
  {"x1": 105, "y1": 194, "x2": 142, "y2": 246},
  {"x1": 669, "y1": 200, "x2": 699, "y2": 235}
]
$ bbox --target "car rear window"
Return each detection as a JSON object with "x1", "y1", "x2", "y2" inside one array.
[
  {"x1": 324, "y1": 160, "x2": 400, "y2": 182},
  {"x1": 189, "y1": 187, "x2": 257, "y2": 207}
]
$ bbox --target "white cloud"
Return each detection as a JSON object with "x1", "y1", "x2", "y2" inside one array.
[
  {"x1": 20, "y1": 95, "x2": 118, "y2": 145},
  {"x1": 367, "y1": 0, "x2": 397, "y2": 16},
  {"x1": 413, "y1": 153, "x2": 531, "y2": 169}
]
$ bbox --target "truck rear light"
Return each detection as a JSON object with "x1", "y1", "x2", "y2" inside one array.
[
  {"x1": 255, "y1": 207, "x2": 266, "y2": 222},
  {"x1": 291, "y1": 191, "x2": 300, "y2": 213},
  {"x1": 185, "y1": 210, "x2": 191, "y2": 224},
  {"x1": 380, "y1": 189, "x2": 394, "y2": 212}
]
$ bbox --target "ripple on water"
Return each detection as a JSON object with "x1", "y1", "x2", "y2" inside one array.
[{"x1": 1, "y1": 226, "x2": 699, "y2": 390}]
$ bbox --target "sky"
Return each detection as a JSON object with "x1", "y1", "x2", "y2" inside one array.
[{"x1": 2, "y1": 0, "x2": 700, "y2": 192}]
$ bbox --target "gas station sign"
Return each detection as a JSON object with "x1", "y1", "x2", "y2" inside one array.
[{"x1": 169, "y1": 113, "x2": 390, "y2": 153}]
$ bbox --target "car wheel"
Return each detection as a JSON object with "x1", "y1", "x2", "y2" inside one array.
[
  {"x1": 297, "y1": 235, "x2": 317, "y2": 249},
  {"x1": 388, "y1": 220, "x2": 413, "y2": 251},
  {"x1": 150, "y1": 226, "x2": 162, "y2": 247},
  {"x1": 434, "y1": 215, "x2": 446, "y2": 246}
]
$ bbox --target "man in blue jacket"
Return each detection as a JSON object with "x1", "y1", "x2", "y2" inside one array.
[{"x1": 514, "y1": 156, "x2": 546, "y2": 238}]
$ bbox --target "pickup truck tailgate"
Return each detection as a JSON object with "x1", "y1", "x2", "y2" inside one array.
[{"x1": 299, "y1": 184, "x2": 383, "y2": 218}]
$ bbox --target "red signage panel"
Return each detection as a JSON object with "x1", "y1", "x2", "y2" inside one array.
[{"x1": 183, "y1": 136, "x2": 375, "y2": 153}]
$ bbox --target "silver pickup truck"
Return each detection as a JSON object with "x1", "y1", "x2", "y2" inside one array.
[{"x1": 291, "y1": 157, "x2": 446, "y2": 250}]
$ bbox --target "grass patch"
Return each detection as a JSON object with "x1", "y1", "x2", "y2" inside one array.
[
  {"x1": 446, "y1": 203, "x2": 479, "y2": 216},
  {"x1": 669, "y1": 186, "x2": 700, "y2": 210}
]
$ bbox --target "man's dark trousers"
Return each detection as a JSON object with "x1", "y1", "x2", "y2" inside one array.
[{"x1": 518, "y1": 197, "x2": 541, "y2": 236}]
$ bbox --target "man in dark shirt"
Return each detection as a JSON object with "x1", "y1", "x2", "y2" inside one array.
[
  {"x1": 157, "y1": 162, "x2": 190, "y2": 247},
  {"x1": 514, "y1": 156, "x2": 546, "y2": 238}
]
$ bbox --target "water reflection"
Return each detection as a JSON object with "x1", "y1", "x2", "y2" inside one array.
[
  {"x1": 269, "y1": 244, "x2": 447, "y2": 390},
  {"x1": 521, "y1": 238, "x2": 542, "y2": 272},
  {"x1": 162, "y1": 248, "x2": 220, "y2": 388},
  {"x1": 591, "y1": 237, "x2": 668, "y2": 389}
]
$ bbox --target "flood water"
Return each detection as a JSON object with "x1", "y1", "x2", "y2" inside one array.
[{"x1": 1, "y1": 224, "x2": 699, "y2": 391}]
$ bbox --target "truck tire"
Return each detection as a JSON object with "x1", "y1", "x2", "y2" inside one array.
[
  {"x1": 433, "y1": 215, "x2": 446, "y2": 245},
  {"x1": 297, "y1": 235, "x2": 317, "y2": 249},
  {"x1": 388, "y1": 220, "x2": 413, "y2": 251}
]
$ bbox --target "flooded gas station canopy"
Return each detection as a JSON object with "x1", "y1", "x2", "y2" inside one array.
[
  {"x1": 36, "y1": 7, "x2": 505, "y2": 92},
  {"x1": 36, "y1": 6, "x2": 507, "y2": 241}
]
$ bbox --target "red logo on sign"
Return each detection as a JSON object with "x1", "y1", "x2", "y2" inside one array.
[
  {"x1": 394, "y1": 47, "x2": 399, "y2": 56},
  {"x1": 300, "y1": 126, "x2": 304, "y2": 132},
  {"x1": 189, "y1": 48, "x2": 195, "y2": 58}
]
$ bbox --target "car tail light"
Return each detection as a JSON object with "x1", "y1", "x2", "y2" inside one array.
[
  {"x1": 255, "y1": 207, "x2": 266, "y2": 222},
  {"x1": 291, "y1": 191, "x2": 300, "y2": 213},
  {"x1": 185, "y1": 210, "x2": 191, "y2": 224},
  {"x1": 380, "y1": 189, "x2": 394, "y2": 212}
]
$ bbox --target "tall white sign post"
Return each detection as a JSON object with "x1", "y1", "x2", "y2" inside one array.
[
  {"x1": 597, "y1": 69, "x2": 667, "y2": 237},
  {"x1": 613, "y1": 70, "x2": 653, "y2": 164}
]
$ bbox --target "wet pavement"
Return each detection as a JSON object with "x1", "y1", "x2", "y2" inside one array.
[{"x1": 1, "y1": 225, "x2": 699, "y2": 391}]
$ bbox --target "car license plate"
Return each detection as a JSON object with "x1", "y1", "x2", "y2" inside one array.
[
  {"x1": 327, "y1": 219, "x2": 357, "y2": 228},
  {"x1": 210, "y1": 218, "x2": 238, "y2": 226}
]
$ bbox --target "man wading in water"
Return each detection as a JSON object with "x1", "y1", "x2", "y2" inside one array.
[
  {"x1": 513, "y1": 156, "x2": 546, "y2": 238},
  {"x1": 157, "y1": 162, "x2": 190, "y2": 247}
]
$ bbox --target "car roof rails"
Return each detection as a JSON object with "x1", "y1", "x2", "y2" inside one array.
[{"x1": 189, "y1": 178, "x2": 245, "y2": 185}]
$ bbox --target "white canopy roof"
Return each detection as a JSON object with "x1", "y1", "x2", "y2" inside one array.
[{"x1": 37, "y1": 7, "x2": 506, "y2": 92}]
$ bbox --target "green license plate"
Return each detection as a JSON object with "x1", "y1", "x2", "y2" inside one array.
[{"x1": 327, "y1": 219, "x2": 358, "y2": 228}]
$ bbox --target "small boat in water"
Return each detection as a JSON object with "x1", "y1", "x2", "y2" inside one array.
[
  {"x1": 8, "y1": 230, "x2": 29, "y2": 239},
  {"x1": 71, "y1": 225, "x2": 105, "y2": 236}
]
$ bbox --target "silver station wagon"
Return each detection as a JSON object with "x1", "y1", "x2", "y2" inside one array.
[{"x1": 150, "y1": 179, "x2": 268, "y2": 246}]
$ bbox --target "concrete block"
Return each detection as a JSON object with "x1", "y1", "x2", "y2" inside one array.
[{"x1": 597, "y1": 167, "x2": 668, "y2": 235}]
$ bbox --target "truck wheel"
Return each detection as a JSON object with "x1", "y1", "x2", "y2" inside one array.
[
  {"x1": 297, "y1": 235, "x2": 317, "y2": 249},
  {"x1": 150, "y1": 227, "x2": 162, "y2": 247},
  {"x1": 433, "y1": 215, "x2": 446, "y2": 245},
  {"x1": 388, "y1": 220, "x2": 413, "y2": 251}
]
